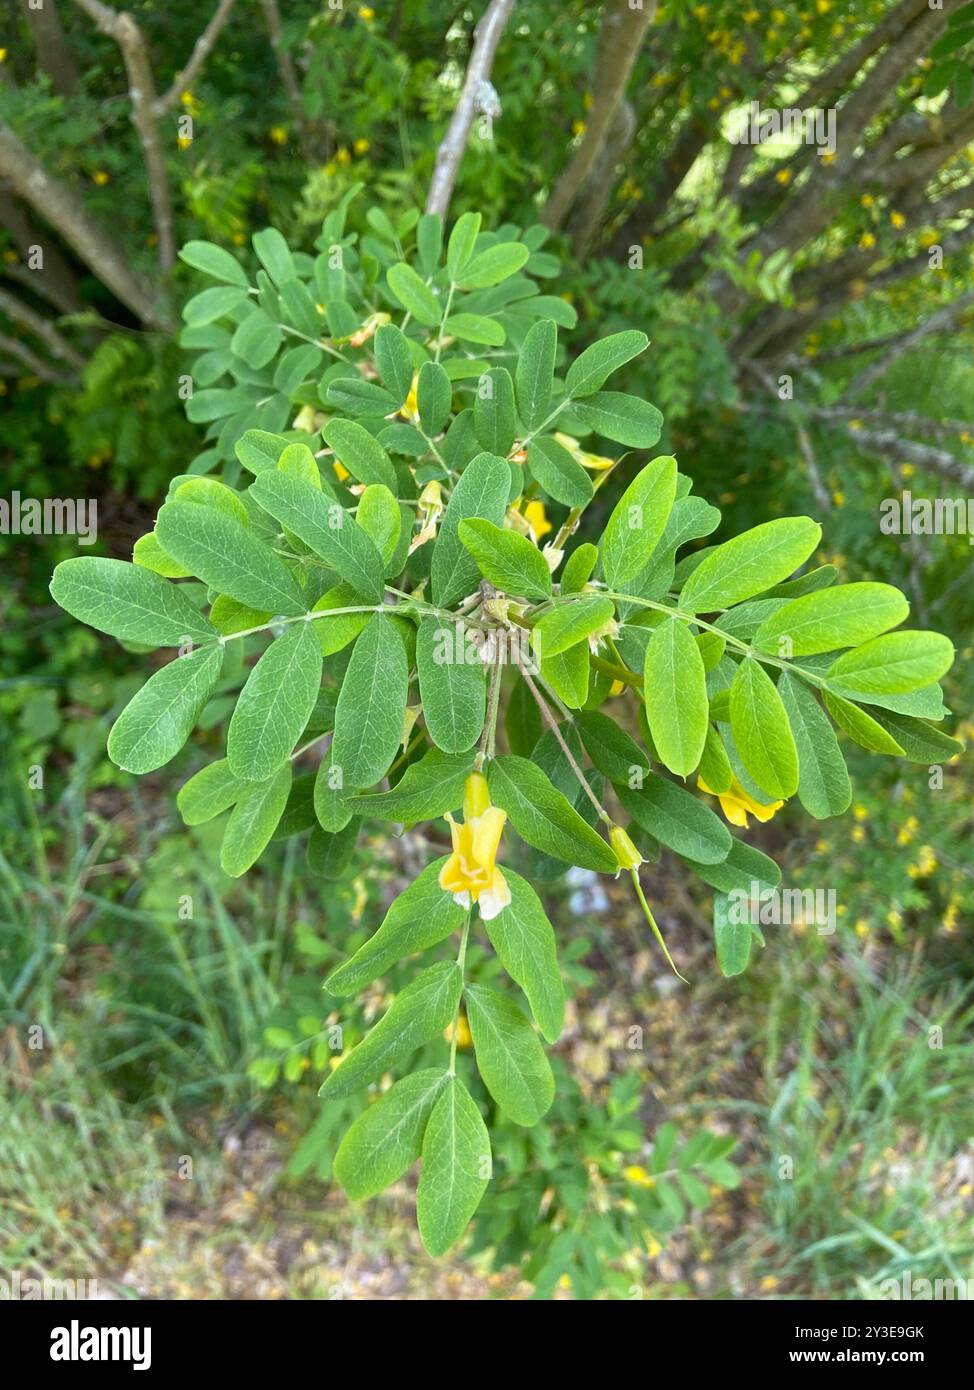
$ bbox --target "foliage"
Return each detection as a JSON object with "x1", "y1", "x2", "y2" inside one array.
[{"x1": 48, "y1": 195, "x2": 961, "y2": 1256}]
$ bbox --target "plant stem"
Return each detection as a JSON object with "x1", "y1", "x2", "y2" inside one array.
[
  {"x1": 448, "y1": 910, "x2": 472, "y2": 1076},
  {"x1": 516, "y1": 657, "x2": 612, "y2": 826},
  {"x1": 630, "y1": 868, "x2": 688, "y2": 984}
]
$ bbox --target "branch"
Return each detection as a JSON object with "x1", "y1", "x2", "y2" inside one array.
[
  {"x1": 0, "y1": 191, "x2": 82, "y2": 314},
  {"x1": 258, "y1": 0, "x2": 312, "y2": 160},
  {"x1": 845, "y1": 290, "x2": 974, "y2": 398},
  {"x1": 0, "y1": 121, "x2": 169, "y2": 329},
  {"x1": 0, "y1": 285, "x2": 85, "y2": 372},
  {"x1": 155, "y1": 0, "x2": 239, "y2": 115},
  {"x1": 541, "y1": 0, "x2": 656, "y2": 233},
  {"x1": 0, "y1": 330, "x2": 70, "y2": 383},
  {"x1": 426, "y1": 0, "x2": 518, "y2": 220},
  {"x1": 840, "y1": 424, "x2": 974, "y2": 490},
  {"x1": 71, "y1": 0, "x2": 175, "y2": 273},
  {"x1": 20, "y1": 0, "x2": 79, "y2": 97},
  {"x1": 568, "y1": 97, "x2": 635, "y2": 258}
]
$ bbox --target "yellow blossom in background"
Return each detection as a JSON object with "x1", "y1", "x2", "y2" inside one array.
[
  {"x1": 699, "y1": 775, "x2": 784, "y2": 829},
  {"x1": 572, "y1": 119, "x2": 586, "y2": 137},
  {"x1": 832, "y1": 490, "x2": 845, "y2": 506},
  {"x1": 0, "y1": 49, "x2": 6, "y2": 62},
  {"x1": 336, "y1": 147, "x2": 351, "y2": 166},
  {"x1": 93, "y1": 170, "x2": 110, "y2": 186},
  {"x1": 759, "y1": 1275, "x2": 780, "y2": 1292},
  {"x1": 897, "y1": 815, "x2": 919, "y2": 846},
  {"x1": 944, "y1": 902, "x2": 959, "y2": 933},
  {"x1": 853, "y1": 803, "x2": 868, "y2": 821},
  {"x1": 861, "y1": 194, "x2": 876, "y2": 208},
  {"x1": 775, "y1": 168, "x2": 792, "y2": 186},
  {"x1": 359, "y1": 5, "x2": 375, "y2": 20},
  {"x1": 353, "y1": 138, "x2": 370, "y2": 155},
  {"x1": 851, "y1": 825, "x2": 865, "y2": 843},
  {"x1": 890, "y1": 210, "x2": 906, "y2": 229},
  {"x1": 177, "y1": 136, "x2": 192, "y2": 150},
  {"x1": 624, "y1": 1165, "x2": 656, "y2": 1189},
  {"x1": 854, "y1": 918, "x2": 870, "y2": 938},
  {"x1": 919, "y1": 230, "x2": 939, "y2": 247},
  {"x1": 270, "y1": 126, "x2": 288, "y2": 145},
  {"x1": 439, "y1": 772, "x2": 511, "y2": 920},
  {"x1": 859, "y1": 232, "x2": 876, "y2": 250},
  {"x1": 820, "y1": 150, "x2": 835, "y2": 164}
]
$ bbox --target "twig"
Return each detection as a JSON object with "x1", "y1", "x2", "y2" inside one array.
[{"x1": 155, "y1": 0, "x2": 239, "y2": 114}]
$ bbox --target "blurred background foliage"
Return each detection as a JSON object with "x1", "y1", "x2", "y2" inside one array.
[{"x1": 1, "y1": 0, "x2": 972, "y2": 1298}]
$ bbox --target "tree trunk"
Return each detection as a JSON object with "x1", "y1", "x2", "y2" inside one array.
[{"x1": 20, "y1": 0, "x2": 79, "y2": 97}]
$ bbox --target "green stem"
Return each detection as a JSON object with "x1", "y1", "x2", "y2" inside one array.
[
  {"x1": 516, "y1": 656, "x2": 611, "y2": 826},
  {"x1": 630, "y1": 868, "x2": 688, "y2": 984},
  {"x1": 449, "y1": 911, "x2": 473, "y2": 1076}
]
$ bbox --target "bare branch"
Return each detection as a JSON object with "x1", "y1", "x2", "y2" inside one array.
[
  {"x1": 155, "y1": 0, "x2": 239, "y2": 115},
  {"x1": 845, "y1": 290, "x2": 974, "y2": 398},
  {"x1": 0, "y1": 191, "x2": 82, "y2": 314},
  {"x1": 0, "y1": 285, "x2": 85, "y2": 371},
  {"x1": 541, "y1": 0, "x2": 656, "y2": 233},
  {"x1": 426, "y1": 0, "x2": 518, "y2": 221},
  {"x1": 258, "y1": 0, "x2": 312, "y2": 160},
  {"x1": 0, "y1": 121, "x2": 169, "y2": 328},
  {"x1": 71, "y1": 0, "x2": 176, "y2": 273},
  {"x1": 0, "y1": 329, "x2": 70, "y2": 382},
  {"x1": 19, "y1": 0, "x2": 79, "y2": 97}
]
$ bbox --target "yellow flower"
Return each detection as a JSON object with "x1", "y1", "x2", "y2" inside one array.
[
  {"x1": 177, "y1": 135, "x2": 193, "y2": 150},
  {"x1": 359, "y1": 5, "x2": 375, "y2": 19},
  {"x1": 0, "y1": 48, "x2": 6, "y2": 62},
  {"x1": 759, "y1": 1275, "x2": 780, "y2": 1292},
  {"x1": 819, "y1": 150, "x2": 835, "y2": 164},
  {"x1": 859, "y1": 232, "x2": 876, "y2": 250},
  {"x1": 400, "y1": 374, "x2": 420, "y2": 423},
  {"x1": 832, "y1": 490, "x2": 845, "y2": 506},
  {"x1": 890, "y1": 210, "x2": 906, "y2": 229},
  {"x1": 775, "y1": 168, "x2": 792, "y2": 186},
  {"x1": 93, "y1": 170, "x2": 110, "y2": 186},
  {"x1": 270, "y1": 126, "x2": 288, "y2": 145},
  {"x1": 439, "y1": 773, "x2": 511, "y2": 920},
  {"x1": 443, "y1": 1013, "x2": 472, "y2": 1048},
  {"x1": 853, "y1": 803, "x2": 868, "y2": 821},
  {"x1": 699, "y1": 775, "x2": 784, "y2": 829},
  {"x1": 861, "y1": 194, "x2": 875, "y2": 209},
  {"x1": 353, "y1": 137, "x2": 370, "y2": 155},
  {"x1": 522, "y1": 498, "x2": 552, "y2": 541},
  {"x1": 336, "y1": 146, "x2": 351, "y2": 166},
  {"x1": 572, "y1": 119, "x2": 586, "y2": 137},
  {"x1": 624, "y1": 1165, "x2": 656, "y2": 1189}
]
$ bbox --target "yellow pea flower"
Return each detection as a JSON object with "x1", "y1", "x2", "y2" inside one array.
[
  {"x1": 890, "y1": 210, "x2": 906, "y2": 229},
  {"x1": 270, "y1": 126, "x2": 288, "y2": 145},
  {"x1": 400, "y1": 373, "x2": 420, "y2": 423},
  {"x1": 438, "y1": 773, "x2": 512, "y2": 920},
  {"x1": 698, "y1": 775, "x2": 784, "y2": 829},
  {"x1": 521, "y1": 498, "x2": 552, "y2": 541},
  {"x1": 443, "y1": 1013, "x2": 472, "y2": 1048},
  {"x1": 353, "y1": 137, "x2": 370, "y2": 155},
  {"x1": 624, "y1": 1165, "x2": 656, "y2": 1189},
  {"x1": 93, "y1": 170, "x2": 110, "y2": 186},
  {"x1": 859, "y1": 232, "x2": 876, "y2": 250}
]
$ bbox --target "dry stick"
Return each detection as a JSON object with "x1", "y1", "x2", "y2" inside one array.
[
  {"x1": 425, "y1": 0, "x2": 518, "y2": 220},
  {"x1": 0, "y1": 286, "x2": 85, "y2": 373},
  {"x1": 258, "y1": 0, "x2": 311, "y2": 159},
  {"x1": 155, "y1": 0, "x2": 239, "y2": 114},
  {"x1": 71, "y1": 0, "x2": 176, "y2": 273},
  {"x1": 0, "y1": 330, "x2": 69, "y2": 382},
  {"x1": 0, "y1": 123, "x2": 169, "y2": 329},
  {"x1": 514, "y1": 655, "x2": 611, "y2": 827}
]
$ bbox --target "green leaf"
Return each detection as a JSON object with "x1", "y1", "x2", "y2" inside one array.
[
  {"x1": 681, "y1": 837, "x2": 782, "y2": 895},
  {"x1": 356, "y1": 484, "x2": 402, "y2": 571},
  {"x1": 699, "y1": 723, "x2": 733, "y2": 793},
  {"x1": 235, "y1": 429, "x2": 291, "y2": 474},
  {"x1": 455, "y1": 241, "x2": 530, "y2": 290},
  {"x1": 680, "y1": 517, "x2": 822, "y2": 613},
  {"x1": 179, "y1": 240, "x2": 249, "y2": 288},
  {"x1": 209, "y1": 596, "x2": 270, "y2": 636},
  {"x1": 823, "y1": 691, "x2": 906, "y2": 755},
  {"x1": 252, "y1": 227, "x2": 294, "y2": 286},
  {"x1": 50, "y1": 557, "x2": 215, "y2": 648},
  {"x1": 540, "y1": 643, "x2": 590, "y2": 709},
  {"x1": 444, "y1": 312, "x2": 505, "y2": 346},
  {"x1": 458, "y1": 519, "x2": 552, "y2": 601},
  {"x1": 473, "y1": 367, "x2": 516, "y2": 456},
  {"x1": 866, "y1": 709, "x2": 964, "y2": 764},
  {"x1": 561, "y1": 542, "x2": 599, "y2": 595},
  {"x1": 417, "y1": 360, "x2": 452, "y2": 434},
  {"x1": 387, "y1": 261, "x2": 441, "y2": 326},
  {"x1": 617, "y1": 774, "x2": 732, "y2": 864},
  {"x1": 484, "y1": 869, "x2": 564, "y2": 1042},
  {"x1": 827, "y1": 631, "x2": 954, "y2": 697},
  {"x1": 447, "y1": 211, "x2": 481, "y2": 279},
  {"x1": 532, "y1": 595, "x2": 614, "y2": 659},
  {"x1": 487, "y1": 755, "x2": 616, "y2": 873},
  {"x1": 601, "y1": 455, "x2": 678, "y2": 588},
  {"x1": 417, "y1": 213, "x2": 443, "y2": 275},
  {"x1": 565, "y1": 330, "x2": 649, "y2": 398},
  {"x1": 133, "y1": 532, "x2": 191, "y2": 580},
  {"x1": 108, "y1": 645, "x2": 224, "y2": 774},
  {"x1": 572, "y1": 391, "x2": 663, "y2": 448},
  {"x1": 182, "y1": 285, "x2": 249, "y2": 325},
  {"x1": 320, "y1": 962, "x2": 463, "y2": 1099},
  {"x1": 232, "y1": 308, "x2": 282, "y2": 368},
  {"x1": 335, "y1": 1069, "x2": 450, "y2": 1201},
  {"x1": 325, "y1": 377, "x2": 399, "y2": 417},
  {"x1": 331, "y1": 613, "x2": 408, "y2": 787},
  {"x1": 417, "y1": 1079, "x2": 491, "y2": 1256},
  {"x1": 307, "y1": 817, "x2": 361, "y2": 878},
  {"x1": 753, "y1": 582, "x2": 909, "y2": 657},
  {"x1": 574, "y1": 710, "x2": 649, "y2": 784},
  {"x1": 313, "y1": 749, "x2": 353, "y2": 833},
  {"x1": 515, "y1": 319, "x2": 557, "y2": 430},
  {"x1": 778, "y1": 672, "x2": 851, "y2": 819},
  {"x1": 527, "y1": 437, "x2": 594, "y2": 507},
  {"x1": 322, "y1": 419, "x2": 397, "y2": 491},
  {"x1": 249, "y1": 471, "x2": 385, "y2": 603},
  {"x1": 156, "y1": 500, "x2": 307, "y2": 615},
  {"x1": 431, "y1": 452, "x2": 511, "y2": 606},
  {"x1": 326, "y1": 857, "x2": 464, "y2": 996},
  {"x1": 220, "y1": 762, "x2": 292, "y2": 877},
  {"x1": 464, "y1": 983, "x2": 554, "y2": 1125},
  {"x1": 713, "y1": 895, "x2": 752, "y2": 978},
  {"x1": 644, "y1": 618, "x2": 708, "y2": 777},
  {"x1": 348, "y1": 748, "x2": 475, "y2": 821},
  {"x1": 227, "y1": 623, "x2": 323, "y2": 781},
  {"x1": 177, "y1": 758, "x2": 246, "y2": 825},
  {"x1": 310, "y1": 583, "x2": 371, "y2": 655},
  {"x1": 416, "y1": 618, "x2": 487, "y2": 754},
  {"x1": 373, "y1": 323, "x2": 414, "y2": 405},
  {"x1": 729, "y1": 659, "x2": 799, "y2": 800}
]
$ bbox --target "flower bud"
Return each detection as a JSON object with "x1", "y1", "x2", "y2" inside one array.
[{"x1": 610, "y1": 824, "x2": 643, "y2": 871}]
